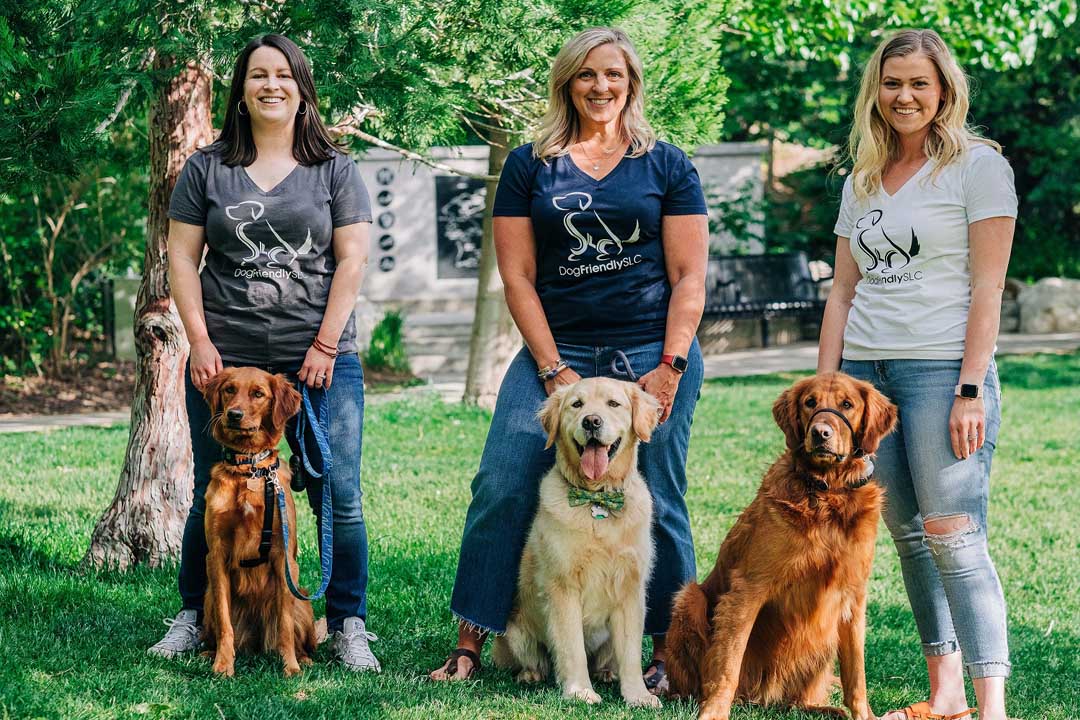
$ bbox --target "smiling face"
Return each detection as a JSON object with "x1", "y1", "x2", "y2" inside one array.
[
  {"x1": 540, "y1": 377, "x2": 659, "y2": 486},
  {"x1": 878, "y1": 52, "x2": 943, "y2": 142},
  {"x1": 568, "y1": 42, "x2": 630, "y2": 131},
  {"x1": 242, "y1": 45, "x2": 302, "y2": 128}
]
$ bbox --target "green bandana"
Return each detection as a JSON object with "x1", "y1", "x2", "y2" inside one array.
[{"x1": 567, "y1": 486, "x2": 625, "y2": 517}]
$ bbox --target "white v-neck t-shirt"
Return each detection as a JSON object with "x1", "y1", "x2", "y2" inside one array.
[{"x1": 834, "y1": 144, "x2": 1017, "y2": 360}]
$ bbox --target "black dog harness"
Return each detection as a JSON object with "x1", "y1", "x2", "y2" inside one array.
[{"x1": 223, "y1": 448, "x2": 281, "y2": 568}]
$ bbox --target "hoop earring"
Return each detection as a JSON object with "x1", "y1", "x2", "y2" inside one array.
[
  {"x1": 237, "y1": 101, "x2": 249, "y2": 117},
  {"x1": 297, "y1": 101, "x2": 308, "y2": 116}
]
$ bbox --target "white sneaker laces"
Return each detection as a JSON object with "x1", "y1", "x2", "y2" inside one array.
[
  {"x1": 152, "y1": 614, "x2": 200, "y2": 652},
  {"x1": 336, "y1": 624, "x2": 380, "y2": 669}
]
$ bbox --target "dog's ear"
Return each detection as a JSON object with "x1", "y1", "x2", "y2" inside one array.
[
  {"x1": 630, "y1": 384, "x2": 661, "y2": 443},
  {"x1": 772, "y1": 377, "x2": 810, "y2": 450},
  {"x1": 270, "y1": 373, "x2": 302, "y2": 431},
  {"x1": 202, "y1": 369, "x2": 229, "y2": 416},
  {"x1": 538, "y1": 386, "x2": 569, "y2": 450},
  {"x1": 857, "y1": 379, "x2": 897, "y2": 455}
]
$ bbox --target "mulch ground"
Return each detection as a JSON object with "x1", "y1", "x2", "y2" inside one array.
[
  {"x1": 0, "y1": 362, "x2": 136, "y2": 416},
  {"x1": 0, "y1": 362, "x2": 419, "y2": 416}
]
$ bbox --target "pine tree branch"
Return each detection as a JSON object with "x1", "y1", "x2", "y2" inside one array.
[
  {"x1": 94, "y1": 48, "x2": 157, "y2": 136},
  {"x1": 329, "y1": 118, "x2": 498, "y2": 182}
]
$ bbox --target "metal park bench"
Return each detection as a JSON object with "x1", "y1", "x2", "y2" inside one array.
[{"x1": 703, "y1": 252, "x2": 830, "y2": 348}]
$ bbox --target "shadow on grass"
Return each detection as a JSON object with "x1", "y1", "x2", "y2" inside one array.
[{"x1": 997, "y1": 352, "x2": 1080, "y2": 390}]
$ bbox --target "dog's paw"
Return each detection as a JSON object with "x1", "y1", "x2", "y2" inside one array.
[
  {"x1": 516, "y1": 668, "x2": 545, "y2": 684},
  {"x1": 564, "y1": 685, "x2": 602, "y2": 704},
  {"x1": 592, "y1": 667, "x2": 617, "y2": 683},
  {"x1": 299, "y1": 655, "x2": 314, "y2": 666},
  {"x1": 283, "y1": 662, "x2": 302, "y2": 677},
  {"x1": 211, "y1": 658, "x2": 235, "y2": 677},
  {"x1": 624, "y1": 690, "x2": 661, "y2": 709}
]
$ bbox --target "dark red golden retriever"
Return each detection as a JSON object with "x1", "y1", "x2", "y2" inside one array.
[
  {"x1": 665, "y1": 372, "x2": 898, "y2": 720},
  {"x1": 201, "y1": 367, "x2": 315, "y2": 677}
]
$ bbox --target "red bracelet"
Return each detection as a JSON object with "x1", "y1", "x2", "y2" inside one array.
[{"x1": 311, "y1": 336, "x2": 338, "y2": 358}]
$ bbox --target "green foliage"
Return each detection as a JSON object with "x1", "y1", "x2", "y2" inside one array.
[
  {"x1": 1, "y1": 353, "x2": 1079, "y2": 717},
  {"x1": 0, "y1": 126, "x2": 147, "y2": 373},
  {"x1": 972, "y1": 22, "x2": 1080, "y2": 280},
  {"x1": 362, "y1": 309, "x2": 412, "y2": 374}
]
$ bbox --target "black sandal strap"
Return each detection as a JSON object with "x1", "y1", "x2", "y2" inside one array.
[{"x1": 446, "y1": 647, "x2": 482, "y2": 676}]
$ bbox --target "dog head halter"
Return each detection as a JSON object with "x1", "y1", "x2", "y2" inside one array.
[{"x1": 801, "y1": 407, "x2": 865, "y2": 462}]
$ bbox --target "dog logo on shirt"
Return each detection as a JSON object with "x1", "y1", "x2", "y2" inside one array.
[
  {"x1": 855, "y1": 209, "x2": 920, "y2": 274},
  {"x1": 552, "y1": 192, "x2": 640, "y2": 262},
  {"x1": 225, "y1": 200, "x2": 314, "y2": 269}
]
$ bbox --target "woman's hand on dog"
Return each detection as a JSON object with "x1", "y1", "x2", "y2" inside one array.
[
  {"x1": 639, "y1": 364, "x2": 680, "y2": 424},
  {"x1": 544, "y1": 367, "x2": 583, "y2": 396},
  {"x1": 299, "y1": 345, "x2": 335, "y2": 389},
  {"x1": 949, "y1": 396, "x2": 985, "y2": 460},
  {"x1": 189, "y1": 338, "x2": 223, "y2": 391}
]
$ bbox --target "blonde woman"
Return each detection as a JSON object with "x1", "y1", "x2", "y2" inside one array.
[
  {"x1": 429, "y1": 27, "x2": 709, "y2": 694},
  {"x1": 818, "y1": 29, "x2": 1016, "y2": 720}
]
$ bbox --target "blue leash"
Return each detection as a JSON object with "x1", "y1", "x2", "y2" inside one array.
[
  {"x1": 276, "y1": 383, "x2": 334, "y2": 602},
  {"x1": 610, "y1": 350, "x2": 638, "y2": 382}
]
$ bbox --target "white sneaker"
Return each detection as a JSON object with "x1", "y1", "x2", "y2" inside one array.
[
  {"x1": 147, "y1": 609, "x2": 202, "y2": 658},
  {"x1": 330, "y1": 617, "x2": 381, "y2": 672}
]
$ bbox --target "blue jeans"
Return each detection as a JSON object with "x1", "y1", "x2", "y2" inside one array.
[
  {"x1": 450, "y1": 339, "x2": 704, "y2": 636},
  {"x1": 178, "y1": 353, "x2": 369, "y2": 633},
  {"x1": 842, "y1": 358, "x2": 1009, "y2": 678}
]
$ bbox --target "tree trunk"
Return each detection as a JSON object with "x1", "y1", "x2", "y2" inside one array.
[
  {"x1": 463, "y1": 129, "x2": 521, "y2": 408},
  {"x1": 84, "y1": 58, "x2": 212, "y2": 569}
]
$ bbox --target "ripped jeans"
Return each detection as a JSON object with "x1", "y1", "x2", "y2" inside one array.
[{"x1": 842, "y1": 358, "x2": 1009, "y2": 678}]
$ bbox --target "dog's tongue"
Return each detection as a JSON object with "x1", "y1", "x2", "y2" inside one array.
[{"x1": 580, "y1": 443, "x2": 609, "y2": 480}]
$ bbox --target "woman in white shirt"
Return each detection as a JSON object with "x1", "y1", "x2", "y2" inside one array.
[{"x1": 818, "y1": 29, "x2": 1016, "y2": 720}]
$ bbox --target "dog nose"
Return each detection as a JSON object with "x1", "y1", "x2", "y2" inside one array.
[
  {"x1": 811, "y1": 424, "x2": 832, "y2": 443},
  {"x1": 227, "y1": 409, "x2": 244, "y2": 423},
  {"x1": 582, "y1": 415, "x2": 603, "y2": 431}
]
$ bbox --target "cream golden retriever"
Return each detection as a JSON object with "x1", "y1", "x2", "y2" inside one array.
[{"x1": 493, "y1": 377, "x2": 662, "y2": 708}]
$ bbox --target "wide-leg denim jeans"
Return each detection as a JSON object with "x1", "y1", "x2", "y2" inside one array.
[
  {"x1": 178, "y1": 352, "x2": 369, "y2": 633},
  {"x1": 451, "y1": 339, "x2": 703, "y2": 636},
  {"x1": 842, "y1": 358, "x2": 1010, "y2": 678}
]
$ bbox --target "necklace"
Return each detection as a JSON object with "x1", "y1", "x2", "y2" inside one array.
[{"x1": 579, "y1": 141, "x2": 619, "y2": 172}]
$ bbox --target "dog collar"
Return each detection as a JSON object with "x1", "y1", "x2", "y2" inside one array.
[
  {"x1": 800, "y1": 457, "x2": 875, "y2": 495},
  {"x1": 568, "y1": 486, "x2": 625, "y2": 519},
  {"x1": 222, "y1": 447, "x2": 274, "y2": 467}
]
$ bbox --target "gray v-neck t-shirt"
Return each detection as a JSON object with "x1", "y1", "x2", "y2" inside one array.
[{"x1": 168, "y1": 148, "x2": 372, "y2": 365}]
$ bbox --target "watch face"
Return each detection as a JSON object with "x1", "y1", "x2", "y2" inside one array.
[
  {"x1": 960, "y1": 384, "x2": 979, "y2": 398},
  {"x1": 671, "y1": 355, "x2": 688, "y2": 373}
]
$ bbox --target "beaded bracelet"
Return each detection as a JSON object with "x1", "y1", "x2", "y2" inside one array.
[{"x1": 537, "y1": 359, "x2": 568, "y2": 381}]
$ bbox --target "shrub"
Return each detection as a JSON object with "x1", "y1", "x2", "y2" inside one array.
[{"x1": 362, "y1": 310, "x2": 411, "y2": 375}]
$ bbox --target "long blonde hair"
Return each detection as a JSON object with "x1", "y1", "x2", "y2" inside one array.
[
  {"x1": 533, "y1": 27, "x2": 657, "y2": 162},
  {"x1": 847, "y1": 29, "x2": 1000, "y2": 199}
]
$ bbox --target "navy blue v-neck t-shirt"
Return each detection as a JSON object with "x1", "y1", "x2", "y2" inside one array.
[{"x1": 492, "y1": 141, "x2": 706, "y2": 346}]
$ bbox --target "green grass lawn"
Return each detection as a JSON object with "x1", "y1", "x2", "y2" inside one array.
[{"x1": 1, "y1": 353, "x2": 1078, "y2": 720}]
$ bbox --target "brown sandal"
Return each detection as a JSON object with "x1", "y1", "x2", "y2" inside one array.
[
  {"x1": 439, "y1": 647, "x2": 482, "y2": 680},
  {"x1": 898, "y1": 702, "x2": 977, "y2": 720}
]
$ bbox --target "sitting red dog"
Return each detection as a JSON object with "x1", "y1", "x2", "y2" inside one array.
[
  {"x1": 201, "y1": 367, "x2": 316, "y2": 677},
  {"x1": 665, "y1": 372, "x2": 897, "y2": 720}
]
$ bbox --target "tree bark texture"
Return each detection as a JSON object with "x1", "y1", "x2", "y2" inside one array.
[
  {"x1": 84, "y1": 58, "x2": 213, "y2": 569},
  {"x1": 464, "y1": 129, "x2": 522, "y2": 409}
]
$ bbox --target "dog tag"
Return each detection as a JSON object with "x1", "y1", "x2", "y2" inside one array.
[
  {"x1": 590, "y1": 504, "x2": 609, "y2": 520},
  {"x1": 247, "y1": 476, "x2": 261, "y2": 492}
]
